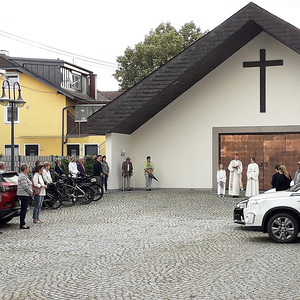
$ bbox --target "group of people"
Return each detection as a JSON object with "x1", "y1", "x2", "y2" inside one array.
[
  {"x1": 217, "y1": 153, "x2": 295, "y2": 198},
  {"x1": 4, "y1": 153, "x2": 157, "y2": 229},
  {"x1": 14, "y1": 155, "x2": 111, "y2": 230},
  {"x1": 68, "y1": 154, "x2": 110, "y2": 191},
  {"x1": 271, "y1": 165, "x2": 293, "y2": 191},
  {"x1": 3, "y1": 154, "x2": 156, "y2": 230},
  {"x1": 17, "y1": 161, "x2": 51, "y2": 230},
  {"x1": 121, "y1": 156, "x2": 155, "y2": 191},
  {"x1": 67, "y1": 154, "x2": 156, "y2": 192}
]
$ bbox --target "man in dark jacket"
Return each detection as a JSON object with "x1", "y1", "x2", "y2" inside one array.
[
  {"x1": 93, "y1": 155, "x2": 103, "y2": 185},
  {"x1": 77, "y1": 157, "x2": 87, "y2": 182},
  {"x1": 122, "y1": 157, "x2": 133, "y2": 191}
]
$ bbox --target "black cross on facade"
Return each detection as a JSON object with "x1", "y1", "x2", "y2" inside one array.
[{"x1": 243, "y1": 49, "x2": 283, "y2": 113}]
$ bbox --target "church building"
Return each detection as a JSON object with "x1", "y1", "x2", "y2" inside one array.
[{"x1": 88, "y1": 2, "x2": 300, "y2": 190}]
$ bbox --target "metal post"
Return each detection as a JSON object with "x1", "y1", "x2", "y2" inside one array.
[
  {"x1": 0, "y1": 80, "x2": 26, "y2": 172},
  {"x1": 11, "y1": 99, "x2": 15, "y2": 171},
  {"x1": 11, "y1": 84, "x2": 16, "y2": 171}
]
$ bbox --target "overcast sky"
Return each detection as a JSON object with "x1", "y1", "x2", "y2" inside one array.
[{"x1": 0, "y1": 0, "x2": 299, "y2": 91}]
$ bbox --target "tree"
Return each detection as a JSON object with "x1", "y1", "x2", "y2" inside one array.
[{"x1": 114, "y1": 21, "x2": 204, "y2": 90}]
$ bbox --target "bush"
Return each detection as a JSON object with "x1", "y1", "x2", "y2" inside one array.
[
  {"x1": 60, "y1": 158, "x2": 70, "y2": 175},
  {"x1": 84, "y1": 155, "x2": 94, "y2": 175}
]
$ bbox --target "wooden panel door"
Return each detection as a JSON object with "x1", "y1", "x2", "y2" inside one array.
[
  {"x1": 220, "y1": 133, "x2": 300, "y2": 191},
  {"x1": 240, "y1": 135, "x2": 264, "y2": 189}
]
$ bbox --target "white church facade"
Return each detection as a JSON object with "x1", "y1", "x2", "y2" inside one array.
[{"x1": 88, "y1": 3, "x2": 300, "y2": 190}]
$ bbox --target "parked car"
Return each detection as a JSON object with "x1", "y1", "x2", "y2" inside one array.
[
  {"x1": 234, "y1": 183, "x2": 300, "y2": 243},
  {"x1": 0, "y1": 171, "x2": 20, "y2": 224}
]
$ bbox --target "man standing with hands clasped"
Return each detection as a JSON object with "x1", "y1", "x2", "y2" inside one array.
[
  {"x1": 122, "y1": 157, "x2": 133, "y2": 191},
  {"x1": 93, "y1": 155, "x2": 103, "y2": 185},
  {"x1": 228, "y1": 153, "x2": 243, "y2": 198}
]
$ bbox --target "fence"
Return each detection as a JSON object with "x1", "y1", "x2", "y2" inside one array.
[
  {"x1": 1, "y1": 141, "x2": 106, "y2": 172},
  {"x1": 1, "y1": 156, "x2": 70, "y2": 172}
]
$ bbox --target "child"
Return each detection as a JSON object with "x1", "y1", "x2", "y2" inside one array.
[{"x1": 217, "y1": 163, "x2": 226, "y2": 197}]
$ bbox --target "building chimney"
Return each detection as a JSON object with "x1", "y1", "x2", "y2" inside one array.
[{"x1": 90, "y1": 74, "x2": 97, "y2": 100}]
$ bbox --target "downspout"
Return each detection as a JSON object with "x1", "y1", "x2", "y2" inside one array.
[{"x1": 62, "y1": 105, "x2": 75, "y2": 156}]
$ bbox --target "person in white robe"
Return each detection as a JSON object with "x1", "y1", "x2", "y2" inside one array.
[
  {"x1": 245, "y1": 158, "x2": 259, "y2": 197},
  {"x1": 217, "y1": 164, "x2": 226, "y2": 197},
  {"x1": 228, "y1": 153, "x2": 243, "y2": 198}
]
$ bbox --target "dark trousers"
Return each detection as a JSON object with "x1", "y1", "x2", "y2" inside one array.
[
  {"x1": 19, "y1": 196, "x2": 30, "y2": 227},
  {"x1": 102, "y1": 175, "x2": 108, "y2": 191}
]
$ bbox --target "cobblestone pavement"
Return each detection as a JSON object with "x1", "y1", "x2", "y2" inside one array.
[{"x1": 1, "y1": 190, "x2": 300, "y2": 300}]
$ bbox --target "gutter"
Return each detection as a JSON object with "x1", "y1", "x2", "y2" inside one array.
[{"x1": 61, "y1": 105, "x2": 75, "y2": 156}]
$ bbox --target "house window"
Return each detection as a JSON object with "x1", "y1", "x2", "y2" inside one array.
[
  {"x1": 5, "y1": 105, "x2": 19, "y2": 124},
  {"x1": 25, "y1": 145, "x2": 39, "y2": 156},
  {"x1": 4, "y1": 145, "x2": 19, "y2": 156},
  {"x1": 61, "y1": 68, "x2": 82, "y2": 92},
  {"x1": 5, "y1": 74, "x2": 19, "y2": 87},
  {"x1": 4, "y1": 74, "x2": 20, "y2": 124},
  {"x1": 67, "y1": 144, "x2": 80, "y2": 156},
  {"x1": 75, "y1": 105, "x2": 104, "y2": 122},
  {"x1": 84, "y1": 144, "x2": 98, "y2": 156}
]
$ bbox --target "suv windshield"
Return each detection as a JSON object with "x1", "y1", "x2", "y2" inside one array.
[
  {"x1": 287, "y1": 182, "x2": 300, "y2": 192},
  {"x1": 1, "y1": 172, "x2": 18, "y2": 183}
]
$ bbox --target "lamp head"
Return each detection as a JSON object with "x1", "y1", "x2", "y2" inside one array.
[
  {"x1": 15, "y1": 92, "x2": 26, "y2": 108},
  {"x1": 0, "y1": 87, "x2": 9, "y2": 106}
]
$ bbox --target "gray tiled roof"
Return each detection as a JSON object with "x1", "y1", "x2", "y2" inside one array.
[
  {"x1": 97, "y1": 91, "x2": 124, "y2": 101},
  {"x1": 0, "y1": 55, "x2": 96, "y2": 102},
  {"x1": 87, "y1": 2, "x2": 300, "y2": 135}
]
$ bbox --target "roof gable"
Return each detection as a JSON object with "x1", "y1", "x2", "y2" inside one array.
[{"x1": 87, "y1": 2, "x2": 300, "y2": 135}]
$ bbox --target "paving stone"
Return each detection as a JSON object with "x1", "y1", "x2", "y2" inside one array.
[{"x1": 0, "y1": 190, "x2": 299, "y2": 299}]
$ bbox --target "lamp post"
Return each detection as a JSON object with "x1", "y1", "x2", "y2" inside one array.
[{"x1": 0, "y1": 80, "x2": 26, "y2": 171}]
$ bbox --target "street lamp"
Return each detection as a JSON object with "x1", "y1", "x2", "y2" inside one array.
[{"x1": 0, "y1": 80, "x2": 26, "y2": 171}]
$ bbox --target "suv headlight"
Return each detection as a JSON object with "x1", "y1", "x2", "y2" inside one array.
[
  {"x1": 247, "y1": 198, "x2": 266, "y2": 207},
  {"x1": 236, "y1": 199, "x2": 249, "y2": 209}
]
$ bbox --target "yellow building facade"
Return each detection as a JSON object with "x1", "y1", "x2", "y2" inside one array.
[{"x1": 0, "y1": 55, "x2": 105, "y2": 157}]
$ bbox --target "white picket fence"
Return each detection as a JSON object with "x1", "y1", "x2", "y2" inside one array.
[{"x1": 0, "y1": 156, "x2": 70, "y2": 172}]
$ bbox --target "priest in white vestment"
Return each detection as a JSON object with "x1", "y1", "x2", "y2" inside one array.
[
  {"x1": 228, "y1": 154, "x2": 243, "y2": 197},
  {"x1": 245, "y1": 158, "x2": 259, "y2": 197}
]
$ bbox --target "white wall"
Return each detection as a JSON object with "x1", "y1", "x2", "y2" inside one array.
[
  {"x1": 107, "y1": 32, "x2": 300, "y2": 189},
  {"x1": 106, "y1": 133, "x2": 131, "y2": 190}
]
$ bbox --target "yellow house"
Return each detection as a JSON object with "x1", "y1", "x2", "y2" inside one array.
[{"x1": 0, "y1": 53, "x2": 106, "y2": 157}]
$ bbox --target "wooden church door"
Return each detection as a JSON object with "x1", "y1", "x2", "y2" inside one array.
[{"x1": 220, "y1": 133, "x2": 300, "y2": 190}]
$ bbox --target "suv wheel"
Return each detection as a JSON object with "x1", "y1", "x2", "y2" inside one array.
[{"x1": 267, "y1": 213, "x2": 299, "y2": 243}]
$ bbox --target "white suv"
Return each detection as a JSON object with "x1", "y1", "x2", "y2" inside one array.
[{"x1": 234, "y1": 183, "x2": 300, "y2": 243}]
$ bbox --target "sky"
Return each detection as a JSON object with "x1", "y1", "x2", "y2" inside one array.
[{"x1": 0, "y1": 0, "x2": 299, "y2": 91}]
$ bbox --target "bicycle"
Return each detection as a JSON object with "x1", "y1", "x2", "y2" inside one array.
[
  {"x1": 28, "y1": 181, "x2": 63, "y2": 210},
  {"x1": 57, "y1": 174, "x2": 95, "y2": 206},
  {"x1": 85, "y1": 175, "x2": 104, "y2": 201},
  {"x1": 44, "y1": 182, "x2": 63, "y2": 209}
]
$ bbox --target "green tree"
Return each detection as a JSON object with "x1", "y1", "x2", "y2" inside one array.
[
  {"x1": 114, "y1": 21, "x2": 204, "y2": 90},
  {"x1": 179, "y1": 21, "x2": 204, "y2": 48}
]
